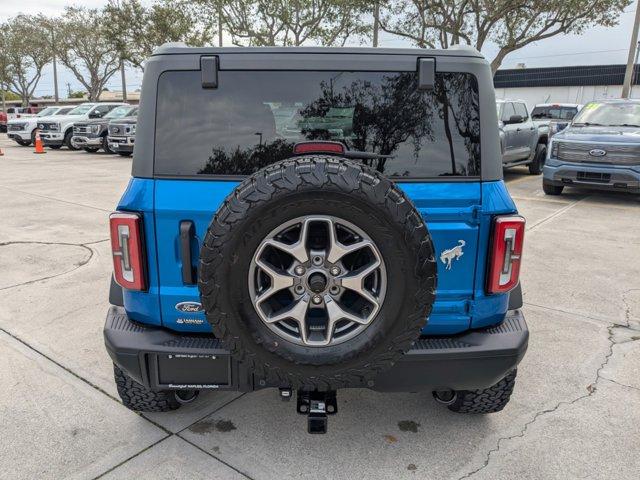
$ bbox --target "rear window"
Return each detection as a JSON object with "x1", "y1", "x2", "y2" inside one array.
[
  {"x1": 531, "y1": 106, "x2": 578, "y2": 120},
  {"x1": 154, "y1": 70, "x2": 480, "y2": 178}
]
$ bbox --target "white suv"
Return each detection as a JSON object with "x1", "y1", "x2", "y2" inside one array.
[
  {"x1": 6, "y1": 106, "x2": 75, "y2": 146},
  {"x1": 38, "y1": 102, "x2": 127, "y2": 150}
]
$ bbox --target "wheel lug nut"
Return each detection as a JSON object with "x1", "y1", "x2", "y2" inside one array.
[
  {"x1": 312, "y1": 295, "x2": 322, "y2": 305},
  {"x1": 329, "y1": 285, "x2": 340, "y2": 295},
  {"x1": 294, "y1": 285, "x2": 305, "y2": 294},
  {"x1": 330, "y1": 266, "x2": 340, "y2": 276},
  {"x1": 312, "y1": 256, "x2": 323, "y2": 266},
  {"x1": 294, "y1": 265, "x2": 305, "y2": 276}
]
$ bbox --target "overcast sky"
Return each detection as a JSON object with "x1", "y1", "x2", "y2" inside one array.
[{"x1": 1, "y1": 0, "x2": 638, "y2": 98}]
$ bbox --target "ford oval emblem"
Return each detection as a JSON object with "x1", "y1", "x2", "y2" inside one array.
[
  {"x1": 589, "y1": 149, "x2": 607, "y2": 157},
  {"x1": 175, "y1": 302, "x2": 204, "y2": 313}
]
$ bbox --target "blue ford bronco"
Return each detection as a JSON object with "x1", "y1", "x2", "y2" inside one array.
[{"x1": 105, "y1": 45, "x2": 528, "y2": 433}]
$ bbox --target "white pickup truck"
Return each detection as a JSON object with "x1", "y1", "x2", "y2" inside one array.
[
  {"x1": 6, "y1": 106, "x2": 75, "y2": 146},
  {"x1": 38, "y1": 102, "x2": 126, "y2": 150}
]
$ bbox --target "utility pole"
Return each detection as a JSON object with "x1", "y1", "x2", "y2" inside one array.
[
  {"x1": 622, "y1": 0, "x2": 640, "y2": 98},
  {"x1": 120, "y1": 60, "x2": 127, "y2": 102},
  {"x1": 632, "y1": 41, "x2": 640, "y2": 97},
  {"x1": 373, "y1": 1, "x2": 380, "y2": 47},
  {"x1": 51, "y1": 27, "x2": 59, "y2": 103},
  {"x1": 218, "y1": 6, "x2": 223, "y2": 47}
]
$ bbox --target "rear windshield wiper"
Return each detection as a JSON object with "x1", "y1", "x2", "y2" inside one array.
[{"x1": 343, "y1": 150, "x2": 393, "y2": 160}]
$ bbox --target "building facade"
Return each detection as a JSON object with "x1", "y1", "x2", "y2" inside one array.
[{"x1": 494, "y1": 64, "x2": 640, "y2": 107}]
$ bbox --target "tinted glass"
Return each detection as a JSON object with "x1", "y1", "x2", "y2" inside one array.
[
  {"x1": 94, "y1": 105, "x2": 113, "y2": 114},
  {"x1": 514, "y1": 103, "x2": 528, "y2": 119},
  {"x1": 56, "y1": 108, "x2": 73, "y2": 115},
  {"x1": 501, "y1": 103, "x2": 515, "y2": 121},
  {"x1": 155, "y1": 70, "x2": 480, "y2": 178},
  {"x1": 532, "y1": 106, "x2": 579, "y2": 120}
]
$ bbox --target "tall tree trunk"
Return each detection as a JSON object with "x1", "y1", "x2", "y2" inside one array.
[{"x1": 491, "y1": 48, "x2": 511, "y2": 74}]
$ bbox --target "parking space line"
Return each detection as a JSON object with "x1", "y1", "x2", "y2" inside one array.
[
  {"x1": 523, "y1": 302, "x2": 624, "y2": 326},
  {"x1": 91, "y1": 435, "x2": 172, "y2": 480},
  {"x1": 526, "y1": 196, "x2": 588, "y2": 232}
]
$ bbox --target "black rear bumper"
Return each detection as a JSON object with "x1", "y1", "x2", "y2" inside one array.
[{"x1": 104, "y1": 306, "x2": 528, "y2": 392}]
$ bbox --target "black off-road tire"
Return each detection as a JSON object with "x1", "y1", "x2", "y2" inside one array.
[
  {"x1": 118, "y1": 152, "x2": 132, "y2": 157},
  {"x1": 528, "y1": 144, "x2": 546, "y2": 175},
  {"x1": 102, "y1": 135, "x2": 115, "y2": 154},
  {"x1": 84, "y1": 147, "x2": 99, "y2": 153},
  {"x1": 17, "y1": 139, "x2": 32, "y2": 147},
  {"x1": 113, "y1": 364, "x2": 180, "y2": 412},
  {"x1": 64, "y1": 130, "x2": 78, "y2": 150},
  {"x1": 444, "y1": 370, "x2": 517, "y2": 414},
  {"x1": 199, "y1": 156, "x2": 437, "y2": 390},
  {"x1": 49, "y1": 145, "x2": 62, "y2": 150},
  {"x1": 543, "y1": 181, "x2": 564, "y2": 195}
]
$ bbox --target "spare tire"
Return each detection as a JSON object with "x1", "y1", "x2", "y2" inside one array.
[{"x1": 199, "y1": 156, "x2": 436, "y2": 390}]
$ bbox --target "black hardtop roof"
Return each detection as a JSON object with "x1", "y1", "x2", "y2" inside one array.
[{"x1": 151, "y1": 43, "x2": 483, "y2": 59}]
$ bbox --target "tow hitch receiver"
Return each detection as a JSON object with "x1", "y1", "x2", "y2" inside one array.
[{"x1": 296, "y1": 390, "x2": 338, "y2": 434}]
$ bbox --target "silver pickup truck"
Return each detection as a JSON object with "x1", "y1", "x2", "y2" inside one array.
[{"x1": 497, "y1": 99, "x2": 548, "y2": 174}]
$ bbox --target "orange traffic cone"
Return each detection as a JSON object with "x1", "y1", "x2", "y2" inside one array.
[{"x1": 34, "y1": 131, "x2": 46, "y2": 154}]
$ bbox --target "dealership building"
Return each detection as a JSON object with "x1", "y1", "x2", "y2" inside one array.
[{"x1": 494, "y1": 63, "x2": 640, "y2": 107}]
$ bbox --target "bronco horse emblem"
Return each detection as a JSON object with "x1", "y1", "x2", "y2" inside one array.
[{"x1": 440, "y1": 240, "x2": 466, "y2": 270}]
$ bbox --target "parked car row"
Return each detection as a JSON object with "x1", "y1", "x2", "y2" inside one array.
[
  {"x1": 496, "y1": 97, "x2": 639, "y2": 195},
  {"x1": 4, "y1": 102, "x2": 138, "y2": 157}
]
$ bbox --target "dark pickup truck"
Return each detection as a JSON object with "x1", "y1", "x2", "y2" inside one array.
[
  {"x1": 107, "y1": 115, "x2": 137, "y2": 157},
  {"x1": 72, "y1": 105, "x2": 138, "y2": 153}
]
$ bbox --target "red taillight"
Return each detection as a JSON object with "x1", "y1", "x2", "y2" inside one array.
[
  {"x1": 487, "y1": 215, "x2": 525, "y2": 294},
  {"x1": 293, "y1": 141, "x2": 345, "y2": 155},
  {"x1": 109, "y1": 212, "x2": 147, "y2": 291}
]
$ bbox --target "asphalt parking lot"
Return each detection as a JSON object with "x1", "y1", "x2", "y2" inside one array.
[{"x1": 1, "y1": 135, "x2": 639, "y2": 480}]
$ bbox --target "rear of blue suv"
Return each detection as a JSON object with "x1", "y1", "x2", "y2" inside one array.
[{"x1": 105, "y1": 46, "x2": 528, "y2": 433}]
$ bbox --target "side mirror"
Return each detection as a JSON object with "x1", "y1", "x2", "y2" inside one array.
[
  {"x1": 89, "y1": 111, "x2": 102, "y2": 119},
  {"x1": 506, "y1": 114, "x2": 524, "y2": 125}
]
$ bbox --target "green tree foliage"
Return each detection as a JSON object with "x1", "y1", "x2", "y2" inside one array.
[
  {"x1": 52, "y1": 7, "x2": 122, "y2": 101},
  {"x1": 0, "y1": 15, "x2": 53, "y2": 106},
  {"x1": 380, "y1": 0, "x2": 630, "y2": 73},
  {"x1": 211, "y1": 0, "x2": 371, "y2": 46},
  {"x1": 104, "y1": 0, "x2": 213, "y2": 69},
  {"x1": 68, "y1": 91, "x2": 86, "y2": 99}
]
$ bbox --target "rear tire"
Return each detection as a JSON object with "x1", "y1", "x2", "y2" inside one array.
[
  {"x1": 49, "y1": 145, "x2": 62, "y2": 150},
  {"x1": 16, "y1": 139, "x2": 32, "y2": 147},
  {"x1": 528, "y1": 144, "x2": 546, "y2": 175},
  {"x1": 118, "y1": 152, "x2": 132, "y2": 157},
  {"x1": 543, "y1": 182, "x2": 564, "y2": 195},
  {"x1": 441, "y1": 370, "x2": 517, "y2": 414},
  {"x1": 84, "y1": 147, "x2": 99, "y2": 153},
  {"x1": 113, "y1": 364, "x2": 181, "y2": 412}
]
